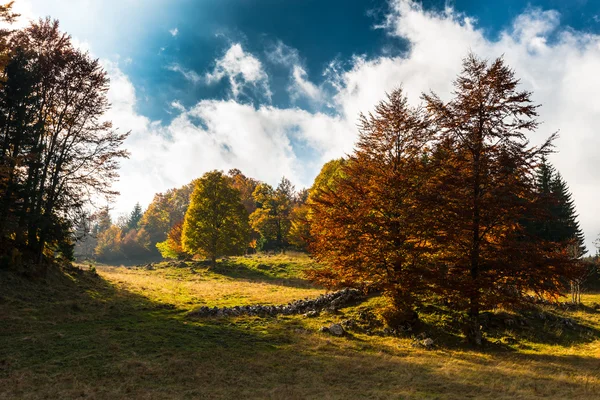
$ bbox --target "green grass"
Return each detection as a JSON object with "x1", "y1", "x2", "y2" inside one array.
[{"x1": 1, "y1": 254, "x2": 600, "y2": 399}]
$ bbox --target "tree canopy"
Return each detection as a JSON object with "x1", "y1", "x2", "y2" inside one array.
[{"x1": 181, "y1": 170, "x2": 250, "y2": 266}]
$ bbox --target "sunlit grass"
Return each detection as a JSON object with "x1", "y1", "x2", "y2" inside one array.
[{"x1": 96, "y1": 254, "x2": 324, "y2": 309}]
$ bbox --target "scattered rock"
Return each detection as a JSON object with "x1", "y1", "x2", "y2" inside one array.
[
  {"x1": 408, "y1": 333, "x2": 435, "y2": 348},
  {"x1": 187, "y1": 288, "x2": 365, "y2": 318},
  {"x1": 304, "y1": 310, "x2": 319, "y2": 318},
  {"x1": 329, "y1": 323, "x2": 345, "y2": 336}
]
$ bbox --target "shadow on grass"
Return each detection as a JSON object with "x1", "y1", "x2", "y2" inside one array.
[
  {"x1": 78, "y1": 256, "x2": 163, "y2": 268},
  {"x1": 209, "y1": 259, "x2": 317, "y2": 289},
  {"x1": 1, "y1": 267, "x2": 600, "y2": 399},
  {"x1": 409, "y1": 303, "x2": 600, "y2": 352}
]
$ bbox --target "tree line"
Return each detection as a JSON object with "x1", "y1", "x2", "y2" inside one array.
[{"x1": 75, "y1": 169, "x2": 309, "y2": 264}]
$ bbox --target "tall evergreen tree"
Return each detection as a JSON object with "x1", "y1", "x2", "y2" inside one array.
[
  {"x1": 550, "y1": 173, "x2": 586, "y2": 257},
  {"x1": 531, "y1": 158, "x2": 586, "y2": 257},
  {"x1": 127, "y1": 202, "x2": 143, "y2": 231}
]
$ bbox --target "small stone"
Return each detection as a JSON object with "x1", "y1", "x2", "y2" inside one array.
[
  {"x1": 304, "y1": 310, "x2": 319, "y2": 318},
  {"x1": 422, "y1": 338, "x2": 434, "y2": 348},
  {"x1": 329, "y1": 323, "x2": 345, "y2": 336}
]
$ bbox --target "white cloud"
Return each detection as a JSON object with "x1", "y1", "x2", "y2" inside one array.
[
  {"x1": 170, "y1": 100, "x2": 185, "y2": 112},
  {"x1": 267, "y1": 41, "x2": 324, "y2": 102},
  {"x1": 206, "y1": 43, "x2": 272, "y2": 100},
  {"x1": 169, "y1": 27, "x2": 178, "y2": 37},
  {"x1": 167, "y1": 64, "x2": 202, "y2": 84},
  {"x1": 99, "y1": 61, "x2": 350, "y2": 217},
  {"x1": 291, "y1": 65, "x2": 322, "y2": 101}
]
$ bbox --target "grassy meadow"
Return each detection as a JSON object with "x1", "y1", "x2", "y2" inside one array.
[{"x1": 1, "y1": 253, "x2": 600, "y2": 399}]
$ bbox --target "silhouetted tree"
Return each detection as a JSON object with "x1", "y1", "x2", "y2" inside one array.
[{"x1": 0, "y1": 18, "x2": 129, "y2": 267}]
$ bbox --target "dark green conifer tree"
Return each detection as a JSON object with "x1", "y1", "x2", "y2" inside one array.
[
  {"x1": 533, "y1": 158, "x2": 586, "y2": 257},
  {"x1": 127, "y1": 202, "x2": 143, "y2": 230}
]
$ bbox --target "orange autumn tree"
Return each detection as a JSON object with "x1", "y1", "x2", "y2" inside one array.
[
  {"x1": 422, "y1": 54, "x2": 578, "y2": 345},
  {"x1": 156, "y1": 220, "x2": 187, "y2": 259},
  {"x1": 308, "y1": 89, "x2": 434, "y2": 327},
  {"x1": 308, "y1": 55, "x2": 580, "y2": 344}
]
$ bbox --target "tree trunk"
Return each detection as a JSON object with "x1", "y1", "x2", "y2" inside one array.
[{"x1": 466, "y1": 303, "x2": 482, "y2": 346}]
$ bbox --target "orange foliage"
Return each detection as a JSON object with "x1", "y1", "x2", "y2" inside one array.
[{"x1": 308, "y1": 55, "x2": 581, "y2": 342}]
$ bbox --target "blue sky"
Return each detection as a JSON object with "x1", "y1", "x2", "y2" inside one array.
[
  {"x1": 17, "y1": 0, "x2": 600, "y2": 122},
  {"x1": 12, "y1": 0, "x2": 600, "y2": 250}
]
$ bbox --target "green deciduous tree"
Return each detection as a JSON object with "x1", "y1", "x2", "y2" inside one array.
[{"x1": 181, "y1": 171, "x2": 250, "y2": 266}]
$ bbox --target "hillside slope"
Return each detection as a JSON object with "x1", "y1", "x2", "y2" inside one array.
[{"x1": 1, "y1": 255, "x2": 599, "y2": 399}]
